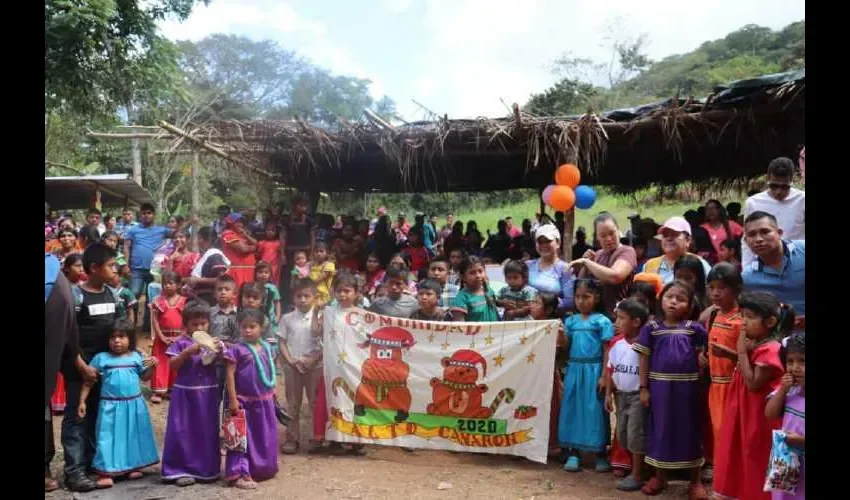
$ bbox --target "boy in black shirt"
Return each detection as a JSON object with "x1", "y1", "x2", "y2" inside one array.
[{"x1": 61, "y1": 243, "x2": 118, "y2": 492}]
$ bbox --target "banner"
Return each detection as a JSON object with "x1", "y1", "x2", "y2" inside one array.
[{"x1": 322, "y1": 308, "x2": 559, "y2": 463}]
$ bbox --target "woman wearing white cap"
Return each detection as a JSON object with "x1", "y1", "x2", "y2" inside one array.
[
  {"x1": 568, "y1": 213, "x2": 637, "y2": 315},
  {"x1": 527, "y1": 224, "x2": 575, "y2": 308},
  {"x1": 643, "y1": 216, "x2": 711, "y2": 285}
]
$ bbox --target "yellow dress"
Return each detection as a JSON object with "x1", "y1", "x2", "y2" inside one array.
[{"x1": 308, "y1": 260, "x2": 336, "y2": 304}]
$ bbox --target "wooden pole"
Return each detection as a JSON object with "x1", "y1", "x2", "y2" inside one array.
[
  {"x1": 131, "y1": 136, "x2": 143, "y2": 186},
  {"x1": 190, "y1": 151, "x2": 201, "y2": 252}
]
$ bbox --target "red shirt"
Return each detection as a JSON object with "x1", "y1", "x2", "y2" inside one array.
[{"x1": 402, "y1": 246, "x2": 430, "y2": 273}]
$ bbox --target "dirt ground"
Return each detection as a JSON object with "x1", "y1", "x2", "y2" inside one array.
[{"x1": 47, "y1": 337, "x2": 699, "y2": 499}]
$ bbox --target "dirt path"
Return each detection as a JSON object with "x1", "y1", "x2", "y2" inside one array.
[{"x1": 47, "y1": 337, "x2": 697, "y2": 499}]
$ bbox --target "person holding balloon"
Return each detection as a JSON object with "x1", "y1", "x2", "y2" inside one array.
[{"x1": 568, "y1": 213, "x2": 638, "y2": 316}]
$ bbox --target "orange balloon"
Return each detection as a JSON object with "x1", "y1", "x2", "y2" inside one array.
[
  {"x1": 555, "y1": 163, "x2": 581, "y2": 188},
  {"x1": 548, "y1": 185, "x2": 576, "y2": 212}
]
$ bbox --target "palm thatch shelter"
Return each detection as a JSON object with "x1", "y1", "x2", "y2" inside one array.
[{"x1": 154, "y1": 69, "x2": 804, "y2": 195}]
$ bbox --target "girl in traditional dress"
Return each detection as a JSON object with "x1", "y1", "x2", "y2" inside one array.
[
  {"x1": 221, "y1": 213, "x2": 258, "y2": 292},
  {"x1": 699, "y1": 263, "x2": 743, "y2": 468},
  {"x1": 559, "y1": 279, "x2": 614, "y2": 472},
  {"x1": 256, "y1": 224, "x2": 282, "y2": 289},
  {"x1": 161, "y1": 301, "x2": 225, "y2": 486},
  {"x1": 224, "y1": 309, "x2": 279, "y2": 489},
  {"x1": 363, "y1": 253, "x2": 386, "y2": 299},
  {"x1": 309, "y1": 242, "x2": 336, "y2": 305},
  {"x1": 765, "y1": 333, "x2": 805, "y2": 500},
  {"x1": 150, "y1": 271, "x2": 186, "y2": 403},
  {"x1": 77, "y1": 321, "x2": 159, "y2": 488},
  {"x1": 713, "y1": 292, "x2": 791, "y2": 500},
  {"x1": 168, "y1": 230, "x2": 199, "y2": 279},
  {"x1": 633, "y1": 280, "x2": 709, "y2": 499}
]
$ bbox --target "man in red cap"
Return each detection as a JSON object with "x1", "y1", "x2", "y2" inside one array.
[{"x1": 642, "y1": 216, "x2": 711, "y2": 285}]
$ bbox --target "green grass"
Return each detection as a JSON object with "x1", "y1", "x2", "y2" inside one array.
[{"x1": 454, "y1": 192, "x2": 739, "y2": 235}]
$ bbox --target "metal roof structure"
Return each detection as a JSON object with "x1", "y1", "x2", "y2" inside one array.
[{"x1": 44, "y1": 174, "x2": 153, "y2": 210}]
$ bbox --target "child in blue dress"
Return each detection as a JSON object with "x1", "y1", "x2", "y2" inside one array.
[
  {"x1": 77, "y1": 320, "x2": 159, "y2": 488},
  {"x1": 559, "y1": 278, "x2": 614, "y2": 472}
]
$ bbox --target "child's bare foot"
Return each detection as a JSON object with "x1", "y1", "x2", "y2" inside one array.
[
  {"x1": 150, "y1": 394, "x2": 162, "y2": 404},
  {"x1": 44, "y1": 477, "x2": 59, "y2": 492},
  {"x1": 96, "y1": 476, "x2": 114, "y2": 488},
  {"x1": 234, "y1": 477, "x2": 257, "y2": 489},
  {"x1": 127, "y1": 471, "x2": 143, "y2": 480}
]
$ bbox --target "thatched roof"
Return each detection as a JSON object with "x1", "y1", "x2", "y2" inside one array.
[{"x1": 171, "y1": 69, "x2": 804, "y2": 193}]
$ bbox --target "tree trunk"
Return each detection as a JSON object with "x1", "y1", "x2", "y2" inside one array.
[{"x1": 191, "y1": 152, "x2": 201, "y2": 252}]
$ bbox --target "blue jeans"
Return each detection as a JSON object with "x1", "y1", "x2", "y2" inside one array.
[
  {"x1": 130, "y1": 269, "x2": 154, "y2": 331},
  {"x1": 61, "y1": 377, "x2": 101, "y2": 478}
]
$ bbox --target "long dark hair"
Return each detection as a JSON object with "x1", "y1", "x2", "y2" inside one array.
[
  {"x1": 573, "y1": 278, "x2": 606, "y2": 315},
  {"x1": 706, "y1": 199, "x2": 733, "y2": 241},
  {"x1": 458, "y1": 255, "x2": 487, "y2": 290}
]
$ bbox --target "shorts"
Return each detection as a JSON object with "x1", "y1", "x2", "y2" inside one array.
[{"x1": 616, "y1": 391, "x2": 647, "y2": 454}]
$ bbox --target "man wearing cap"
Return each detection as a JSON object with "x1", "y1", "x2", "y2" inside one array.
[
  {"x1": 741, "y1": 211, "x2": 805, "y2": 330},
  {"x1": 642, "y1": 216, "x2": 711, "y2": 285}
]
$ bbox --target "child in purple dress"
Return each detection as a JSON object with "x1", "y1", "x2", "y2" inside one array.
[
  {"x1": 765, "y1": 333, "x2": 805, "y2": 500},
  {"x1": 224, "y1": 309, "x2": 279, "y2": 489},
  {"x1": 633, "y1": 279, "x2": 709, "y2": 499},
  {"x1": 161, "y1": 301, "x2": 225, "y2": 486}
]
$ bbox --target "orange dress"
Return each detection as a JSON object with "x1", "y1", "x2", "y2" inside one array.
[
  {"x1": 707, "y1": 307, "x2": 742, "y2": 463},
  {"x1": 256, "y1": 239, "x2": 282, "y2": 286},
  {"x1": 222, "y1": 229, "x2": 257, "y2": 292}
]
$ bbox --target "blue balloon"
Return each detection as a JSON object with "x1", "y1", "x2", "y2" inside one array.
[{"x1": 574, "y1": 185, "x2": 597, "y2": 209}]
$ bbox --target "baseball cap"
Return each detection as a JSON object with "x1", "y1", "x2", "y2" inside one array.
[
  {"x1": 656, "y1": 216, "x2": 691, "y2": 237},
  {"x1": 535, "y1": 224, "x2": 561, "y2": 242}
]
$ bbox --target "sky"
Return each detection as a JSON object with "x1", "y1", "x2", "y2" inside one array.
[{"x1": 159, "y1": 0, "x2": 805, "y2": 120}]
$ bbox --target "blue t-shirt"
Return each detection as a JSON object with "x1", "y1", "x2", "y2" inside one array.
[
  {"x1": 742, "y1": 240, "x2": 805, "y2": 317},
  {"x1": 125, "y1": 224, "x2": 170, "y2": 270}
]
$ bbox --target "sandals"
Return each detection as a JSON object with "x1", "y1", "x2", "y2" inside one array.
[
  {"x1": 616, "y1": 475, "x2": 643, "y2": 492},
  {"x1": 688, "y1": 483, "x2": 710, "y2": 500},
  {"x1": 641, "y1": 476, "x2": 666, "y2": 496},
  {"x1": 563, "y1": 456, "x2": 581, "y2": 472},
  {"x1": 175, "y1": 477, "x2": 196, "y2": 487},
  {"x1": 595, "y1": 457, "x2": 612, "y2": 473},
  {"x1": 234, "y1": 477, "x2": 257, "y2": 490}
]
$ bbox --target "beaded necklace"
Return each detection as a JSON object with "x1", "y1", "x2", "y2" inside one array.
[{"x1": 242, "y1": 340, "x2": 276, "y2": 389}]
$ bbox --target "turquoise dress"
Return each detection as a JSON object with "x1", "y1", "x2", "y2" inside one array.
[
  {"x1": 558, "y1": 313, "x2": 614, "y2": 452},
  {"x1": 90, "y1": 351, "x2": 160, "y2": 475}
]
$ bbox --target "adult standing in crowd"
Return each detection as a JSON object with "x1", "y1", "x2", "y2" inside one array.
[
  {"x1": 114, "y1": 207, "x2": 137, "y2": 242},
  {"x1": 220, "y1": 212, "x2": 258, "y2": 292},
  {"x1": 213, "y1": 204, "x2": 231, "y2": 241},
  {"x1": 505, "y1": 216, "x2": 522, "y2": 239},
  {"x1": 186, "y1": 226, "x2": 231, "y2": 305},
  {"x1": 742, "y1": 157, "x2": 805, "y2": 267},
  {"x1": 569, "y1": 213, "x2": 637, "y2": 315},
  {"x1": 701, "y1": 199, "x2": 743, "y2": 259},
  {"x1": 82, "y1": 208, "x2": 106, "y2": 237},
  {"x1": 369, "y1": 206, "x2": 388, "y2": 235},
  {"x1": 414, "y1": 213, "x2": 437, "y2": 256},
  {"x1": 439, "y1": 213, "x2": 455, "y2": 243},
  {"x1": 124, "y1": 203, "x2": 170, "y2": 331},
  {"x1": 45, "y1": 252, "x2": 79, "y2": 492},
  {"x1": 280, "y1": 194, "x2": 316, "y2": 292},
  {"x1": 741, "y1": 211, "x2": 805, "y2": 330},
  {"x1": 527, "y1": 224, "x2": 574, "y2": 309},
  {"x1": 643, "y1": 216, "x2": 711, "y2": 285},
  {"x1": 394, "y1": 212, "x2": 411, "y2": 245},
  {"x1": 512, "y1": 219, "x2": 538, "y2": 260}
]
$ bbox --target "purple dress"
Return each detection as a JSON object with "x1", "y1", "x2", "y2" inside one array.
[
  {"x1": 161, "y1": 336, "x2": 222, "y2": 481},
  {"x1": 224, "y1": 343, "x2": 279, "y2": 482},
  {"x1": 773, "y1": 387, "x2": 805, "y2": 500},
  {"x1": 632, "y1": 320, "x2": 707, "y2": 470}
]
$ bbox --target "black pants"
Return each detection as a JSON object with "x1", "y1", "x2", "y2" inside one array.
[
  {"x1": 61, "y1": 377, "x2": 101, "y2": 478},
  {"x1": 45, "y1": 405, "x2": 54, "y2": 475}
]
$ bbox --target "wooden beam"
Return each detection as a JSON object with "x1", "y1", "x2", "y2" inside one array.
[
  {"x1": 87, "y1": 131, "x2": 172, "y2": 139},
  {"x1": 157, "y1": 120, "x2": 277, "y2": 179},
  {"x1": 363, "y1": 108, "x2": 397, "y2": 132}
]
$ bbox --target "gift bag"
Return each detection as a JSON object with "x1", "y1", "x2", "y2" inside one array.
[
  {"x1": 222, "y1": 409, "x2": 248, "y2": 453},
  {"x1": 764, "y1": 430, "x2": 802, "y2": 494}
]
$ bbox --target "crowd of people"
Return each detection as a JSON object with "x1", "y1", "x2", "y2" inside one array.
[{"x1": 44, "y1": 156, "x2": 805, "y2": 498}]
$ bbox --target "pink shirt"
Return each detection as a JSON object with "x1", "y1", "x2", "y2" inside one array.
[
  {"x1": 701, "y1": 221, "x2": 743, "y2": 254},
  {"x1": 507, "y1": 226, "x2": 522, "y2": 238}
]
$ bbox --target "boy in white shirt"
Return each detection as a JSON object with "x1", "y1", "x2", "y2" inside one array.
[
  {"x1": 605, "y1": 298, "x2": 650, "y2": 492},
  {"x1": 278, "y1": 278, "x2": 322, "y2": 454}
]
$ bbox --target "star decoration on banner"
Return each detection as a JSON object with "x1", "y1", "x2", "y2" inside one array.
[
  {"x1": 427, "y1": 333, "x2": 436, "y2": 343},
  {"x1": 484, "y1": 334, "x2": 494, "y2": 345},
  {"x1": 494, "y1": 354, "x2": 505, "y2": 367},
  {"x1": 545, "y1": 323, "x2": 554, "y2": 335},
  {"x1": 338, "y1": 351, "x2": 348, "y2": 363},
  {"x1": 469, "y1": 340, "x2": 476, "y2": 349},
  {"x1": 519, "y1": 335, "x2": 528, "y2": 345},
  {"x1": 441, "y1": 341, "x2": 450, "y2": 351},
  {"x1": 526, "y1": 351, "x2": 536, "y2": 364}
]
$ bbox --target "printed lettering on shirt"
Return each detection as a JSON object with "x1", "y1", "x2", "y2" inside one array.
[{"x1": 87, "y1": 303, "x2": 116, "y2": 316}]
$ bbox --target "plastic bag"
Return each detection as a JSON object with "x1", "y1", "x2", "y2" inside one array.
[
  {"x1": 222, "y1": 409, "x2": 248, "y2": 453},
  {"x1": 764, "y1": 430, "x2": 802, "y2": 494}
]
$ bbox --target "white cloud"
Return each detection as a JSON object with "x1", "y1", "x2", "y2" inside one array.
[
  {"x1": 411, "y1": 0, "x2": 804, "y2": 118},
  {"x1": 383, "y1": 0, "x2": 414, "y2": 13}
]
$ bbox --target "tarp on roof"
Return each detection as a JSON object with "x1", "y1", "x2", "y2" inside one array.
[{"x1": 45, "y1": 174, "x2": 153, "y2": 210}]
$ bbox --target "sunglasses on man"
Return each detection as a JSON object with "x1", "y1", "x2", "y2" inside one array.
[{"x1": 768, "y1": 182, "x2": 791, "y2": 191}]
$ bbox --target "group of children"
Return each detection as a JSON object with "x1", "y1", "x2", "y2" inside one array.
[{"x1": 53, "y1": 213, "x2": 804, "y2": 498}]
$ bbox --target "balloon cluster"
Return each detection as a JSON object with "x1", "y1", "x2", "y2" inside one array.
[{"x1": 541, "y1": 164, "x2": 597, "y2": 211}]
